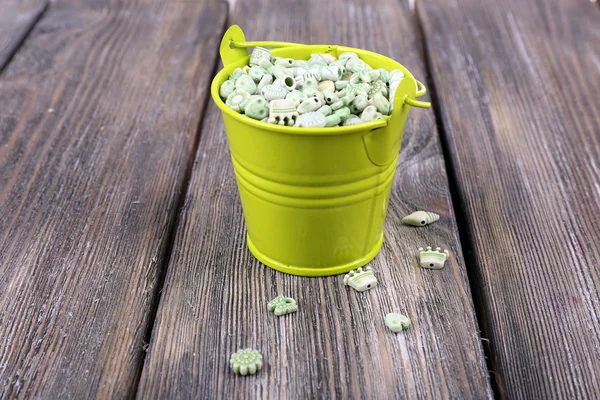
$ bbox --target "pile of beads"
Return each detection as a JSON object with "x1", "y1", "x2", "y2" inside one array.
[{"x1": 219, "y1": 47, "x2": 404, "y2": 128}]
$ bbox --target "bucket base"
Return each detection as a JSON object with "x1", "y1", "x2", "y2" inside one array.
[{"x1": 246, "y1": 233, "x2": 384, "y2": 277}]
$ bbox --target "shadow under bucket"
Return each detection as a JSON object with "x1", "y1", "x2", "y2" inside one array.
[{"x1": 210, "y1": 25, "x2": 430, "y2": 276}]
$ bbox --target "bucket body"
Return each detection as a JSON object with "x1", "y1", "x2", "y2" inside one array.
[{"x1": 211, "y1": 27, "x2": 429, "y2": 276}]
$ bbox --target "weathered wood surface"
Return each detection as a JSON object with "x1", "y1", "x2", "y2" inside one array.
[
  {"x1": 417, "y1": 0, "x2": 600, "y2": 397},
  {"x1": 137, "y1": 0, "x2": 493, "y2": 398},
  {"x1": 0, "y1": 0, "x2": 47, "y2": 71},
  {"x1": 0, "y1": 0, "x2": 227, "y2": 397}
]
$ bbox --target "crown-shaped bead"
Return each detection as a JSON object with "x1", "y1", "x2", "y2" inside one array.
[
  {"x1": 418, "y1": 246, "x2": 449, "y2": 269},
  {"x1": 343, "y1": 266, "x2": 377, "y2": 292}
]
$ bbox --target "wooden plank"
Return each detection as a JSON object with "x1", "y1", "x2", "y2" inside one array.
[
  {"x1": 0, "y1": 0, "x2": 227, "y2": 397},
  {"x1": 137, "y1": 0, "x2": 493, "y2": 397},
  {"x1": 417, "y1": 0, "x2": 600, "y2": 397},
  {"x1": 0, "y1": 0, "x2": 47, "y2": 72}
]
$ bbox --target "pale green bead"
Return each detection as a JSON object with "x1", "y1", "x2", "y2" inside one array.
[
  {"x1": 335, "y1": 81, "x2": 349, "y2": 90},
  {"x1": 225, "y1": 90, "x2": 250, "y2": 112},
  {"x1": 244, "y1": 96, "x2": 269, "y2": 120},
  {"x1": 285, "y1": 90, "x2": 308, "y2": 107},
  {"x1": 229, "y1": 68, "x2": 244, "y2": 81},
  {"x1": 248, "y1": 66, "x2": 268, "y2": 83},
  {"x1": 302, "y1": 88, "x2": 324, "y2": 101},
  {"x1": 385, "y1": 313, "x2": 410, "y2": 333},
  {"x1": 290, "y1": 67, "x2": 307, "y2": 77},
  {"x1": 272, "y1": 65, "x2": 292, "y2": 79},
  {"x1": 308, "y1": 53, "x2": 328, "y2": 66},
  {"x1": 320, "y1": 66, "x2": 344, "y2": 81},
  {"x1": 258, "y1": 59, "x2": 274, "y2": 73},
  {"x1": 373, "y1": 92, "x2": 390, "y2": 115},
  {"x1": 329, "y1": 59, "x2": 348, "y2": 68},
  {"x1": 350, "y1": 94, "x2": 368, "y2": 113},
  {"x1": 257, "y1": 74, "x2": 273, "y2": 92},
  {"x1": 322, "y1": 90, "x2": 339, "y2": 105},
  {"x1": 268, "y1": 295, "x2": 298, "y2": 316},
  {"x1": 261, "y1": 84, "x2": 287, "y2": 100},
  {"x1": 230, "y1": 348, "x2": 263, "y2": 375},
  {"x1": 368, "y1": 70, "x2": 381, "y2": 82},
  {"x1": 331, "y1": 96, "x2": 351, "y2": 111},
  {"x1": 368, "y1": 80, "x2": 388, "y2": 99},
  {"x1": 275, "y1": 58, "x2": 294, "y2": 67},
  {"x1": 346, "y1": 58, "x2": 366, "y2": 74},
  {"x1": 316, "y1": 105, "x2": 332, "y2": 116},
  {"x1": 333, "y1": 106, "x2": 352, "y2": 122},
  {"x1": 219, "y1": 80, "x2": 235, "y2": 99},
  {"x1": 360, "y1": 105, "x2": 379, "y2": 121},
  {"x1": 402, "y1": 211, "x2": 440, "y2": 226},
  {"x1": 338, "y1": 52, "x2": 359, "y2": 61},
  {"x1": 342, "y1": 116, "x2": 363, "y2": 126},
  {"x1": 340, "y1": 82, "x2": 369, "y2": 99},
  {"x1": 296, "y1": 111, "x2": 327, "y2": 128},
  {"x1": 249, "y1": 46, "x2": 271, "y2": 67},
  {"x1": 378, "y1": 68, "x2": 390, "y2": 83},
  {"x1": 268, "y1": 99, "x2": 298, "y2": 126},
  {"x1": 320, "y1": 53, "x2": 337, "y2": 64},
  {"x1": 325, "y1": 114, "x2": 341, "y2": 127},
  {"x1": 389, "y1": 69, "x2": 404, "y2": 82},
  {"x1": 292, "y1": 59, "x2": 309, "y2": 68},
  {"x1": 297, "y1": 77, "x2": 318, "y2": 92},
  {"x1": 279, "y1": 75, "x2": 297, "y2": 91},
  {"x1": 418, "y1": 246, "x2": 449, "y2": 269},
  {"x1": 235, "y1": 75, "x2": 257, "y2": 94},
  {"x1": 302, "y1": 71, "x2": 322, "y2": 82},
  {"x1": 297, "y1": 97, "x2": 323, "y2": 114}
]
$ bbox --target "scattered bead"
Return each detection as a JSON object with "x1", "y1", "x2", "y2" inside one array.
[
  {"x1": 268, "y1": 295, "x2": 298, "y2": 316},
  {"x1": 230, "y1": 348, "x2": 263, "y2": 375},
  {"x1": 343, "y1": 266, "x2": 377, "y2": 292},
  {"x1": 402, "y1": 211, "x2": 440, "y2": 226},
  {"x1": 385, "y1": 313, "x2": 411, "y2": 333},
  {"x1": 418, "y1": 246, "x2": 449, "y2": 269}
]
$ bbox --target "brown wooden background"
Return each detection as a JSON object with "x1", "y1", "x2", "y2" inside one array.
[{"x1": 0, "y1": 0, "x2": 598, "y2": 398}]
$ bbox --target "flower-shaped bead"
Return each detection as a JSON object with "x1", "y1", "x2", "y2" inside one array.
[{"x1": 230, "y1": 348, "x2": 263, "y2": 375}]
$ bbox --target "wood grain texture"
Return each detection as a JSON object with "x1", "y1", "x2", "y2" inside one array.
[
  {"x1": 137, "y1": 0, "x2": 493, "y2": 398},
  {"x1": 0, "y1": 0, "x2": 47, "y2": 71},
  {"x1": 417, "y1": 0, "x2": 600, "y2": 398},
  {"x1": 0, "y1": 0, "x2": 227, "y2": 397}
]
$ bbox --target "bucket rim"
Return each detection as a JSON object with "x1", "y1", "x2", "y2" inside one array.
[{"x1": 210, "y1": 44, "x2": 417, "y2": 136}]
